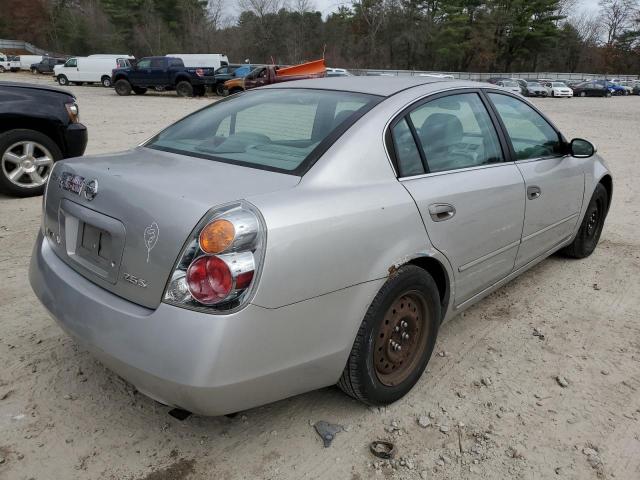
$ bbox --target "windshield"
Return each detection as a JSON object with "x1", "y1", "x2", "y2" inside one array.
[
  {"x1": 502, "y1": 81, "x2": 518, "y2": 86},
  {"x1": 552, "y1": 82, "x2": 566, "y2": 87},
  {"x1": 146, "y1": 89, "x2": 380, "y2": 175},
  {"x1": 527, "y1": 82, "x2": 541, "y2": 87}
]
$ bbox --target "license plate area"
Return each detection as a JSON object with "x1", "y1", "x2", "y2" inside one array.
[{"x1": 58, "y1": 199, "x2": 126, "y2": 284}]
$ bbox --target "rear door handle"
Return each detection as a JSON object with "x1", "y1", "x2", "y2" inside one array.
[
  {"x1": 527, "y1": 186, "x2": 541, "y2": 200},
  {"x1": 428, "y1": 203, "x2": 456, "y2": 222}
]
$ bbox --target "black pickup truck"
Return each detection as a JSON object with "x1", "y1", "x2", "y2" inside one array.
[
  {"x1": 0, "y1": 82, "x2": 87, "y2": 196},
  {"x1": 111, "y1": 56, "x2": 216, "y2": 97}
]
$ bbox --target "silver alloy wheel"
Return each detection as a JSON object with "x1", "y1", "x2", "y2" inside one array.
[{"x1": 1, "y1": 140, "x2": 54, "y2": 189}]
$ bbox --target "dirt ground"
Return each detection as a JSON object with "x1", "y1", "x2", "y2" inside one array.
[{"x1": 0, "y1": 72, "x2": 638, "y2": 480}]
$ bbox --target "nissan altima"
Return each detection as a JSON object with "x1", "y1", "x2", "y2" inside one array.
[{"x1": 30, "y1": 77, "x2": 612, "y2": 415}]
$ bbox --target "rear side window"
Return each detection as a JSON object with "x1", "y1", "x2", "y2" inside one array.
[
  {"x1": 151, "y1": 58, "x2": 164, "y2": 68},
  {"x1": 391, "y1": 119, "x2": 424, "y2": 177},
  {"x1": 147, "y1": 89, "x2": 380, "y2": 174},
  {"x1": 488, "y1": 93, "x2": 561, "y2": 160},
  {"x1": 393, "y1": 93, "x2": 503, "y2": 174}
]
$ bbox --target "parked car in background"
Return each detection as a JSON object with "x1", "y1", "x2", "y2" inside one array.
[
  {"x1": 418, "y1": 73, "x2": 455, "y2": 79},
  {"x1": 224, "y1": 59, "x2": 326, "y2": 94},
  {"x1": 54, "y1": 56, "x2": 132, "y2": 87},
  {"x1": 0, "y1": 81, "x2": 87, "y2": 196},
  {"x1": 0, "y1": 53, "x2": 20, "y2": 72},
  {"x1": 571, "y1": 81, "x2": 611, "y2": 97},
  {"x1": 633, "y1": 83, "x2": 640, "y2": 95},
  {"x1": 326, "y1": 67, "x2": 353, "y2": 77},
  {"x1": 212, "y1": 64, "x2": 241, "y2": 95},
  {"x1": 496, "y1": 80, "x2": 522, "y2": 94},
  {"x1": 165, "y1": 53, "x2": 229, "y2": 70},
  {"x1": 542, "y1": 81, "x2": 573, "y2": 98},
  {"x1": 29, "y1": 77, "x2": 611, "y2": 416},
  {"x1": 18, "y1": 55, "x2": 44, "y2": 71},
  {"x1": 112, "y1": 56, "x2": 216, "y2": 97},
  {"x1": 487, "y1": 77, "x2": 508, "y2": 84},
  {"x1": 232, "y1": 64, "x2": 253, "y2": 78},
  {"x1": 521, "y1": 79, "x2": 548, "y2": 97},
  {"x1": 596, "y1": 80, "x2": 625, "y2": 96},
  {"x1": 30, "y1": 57, "x2": 66, "y2": 75}
]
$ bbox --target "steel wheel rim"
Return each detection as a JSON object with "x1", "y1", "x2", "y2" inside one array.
[
  {"x1": 586, "y1": 199, "x2": 603, "y2": 238},
  {"x1": 374, "y1": 291, "x2": 430, "y2": 386},
  {"x1": 1, "y1": 141, "x2": 54, "y2": 188}
]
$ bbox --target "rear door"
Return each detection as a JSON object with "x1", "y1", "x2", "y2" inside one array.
[
  {"x1": 486, "y1": 92, "x2": 584, "y2": 268},
  {"x1": 391, "y1": 90, "x2": 526, "y2": 306}
]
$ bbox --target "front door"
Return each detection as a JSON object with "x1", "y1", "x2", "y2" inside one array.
[
  {"x1": 486, "y1": 93, "x2": 585, "y2": 268},
  {"x1": 390, "y1": 91, "x2": 526, "y2": 306}
]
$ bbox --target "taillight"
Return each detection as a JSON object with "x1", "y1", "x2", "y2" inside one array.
[{"x1": 163, "y1": 201, "x2": 265, "y2": 313}]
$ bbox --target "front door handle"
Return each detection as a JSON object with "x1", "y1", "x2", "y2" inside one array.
[
  {"x1": 527, "y1": 186, "x2": 541, "y2": 200},
  {"x1": 428, "y1": 203, "x2": 456, "y2": 222}
]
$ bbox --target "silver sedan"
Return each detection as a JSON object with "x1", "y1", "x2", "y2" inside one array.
[{"x1": 29, "y1": 77, "x2": 612, "y2": 415}]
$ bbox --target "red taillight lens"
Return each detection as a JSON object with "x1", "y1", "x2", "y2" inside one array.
[{"x1": 186, "y1": 256, "x2": 232, "y2": 304}]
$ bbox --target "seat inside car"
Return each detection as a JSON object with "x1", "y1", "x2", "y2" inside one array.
[{"x1": 419, "y1": 112, "x2": 463, "y2": 168}]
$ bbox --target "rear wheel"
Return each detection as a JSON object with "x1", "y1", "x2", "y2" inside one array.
[
  {"x1": 338, "y1": 265, "x2": 441, "y2": 405},
  {"x1": 31, "y1": 68, "x2": 38, "y2": 75},
  {"x1": 176, "y1": 81, "x2": 193, "y2": 97},
  {"x1": 101, "y1": 76, "x2": 112, "y2": 88},
  {"x1": 114, "y1": 79, "x2": 132, "y2": 96},
  {"x1": 0, "y1": 66, "x2": 5, "y2": 73},
  {"x1": 215, "y1": 83, "x2": 225, "y2": 96},
  {"x1": 562, "y1": 183, "x2": 608, "y2": 259},
  {"x1": 133, "y1": 87, "x2": 147, "y2": 95},
  {"x1": 0, "y1": 129, "x2": 62, "y2": 197},
  {"x1": 57, "y1": 75, "x2": 69, "y2": 86}
]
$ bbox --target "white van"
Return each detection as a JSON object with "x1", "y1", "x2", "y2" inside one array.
[
  {"x1": 0, "y1": 53, "x2": 20, "y2": 72},
  {"x1": 165, "y1": 53, "x2": 229, "y2": 69},
  {"x1": 54, "y1": 56, "x2": 132, "y2": 87},
  {"x1": 19, "y1": 55, "x2": 43, "y2": 70},
  {"x1": 88, "y1": 54, "x2": 136, "y2": 61}
]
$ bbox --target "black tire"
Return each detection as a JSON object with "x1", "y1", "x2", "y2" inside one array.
[
  {"x1": 338, "y1": 265, "x2": 441, "y2": 406},
  {"x1": 133, "y1": 87, "x2": 147, "y2": 95},
  {"x1": 0, "y1": 66, "x2": 5, "y2": 73},
  {"x1": 57, "y1": 75, "x2": 68, "y2": 86},
  {"x1": 215, "y1": 83, "x2": 225, "y2": 96},
  {"x1": 114, "y1": 79, "x2": 132, "y2": 96},
  {"x1": 176, "y1": 81, "x2": 193, "y2": 97},
  {"x1": 562, "y1": 183, "x2": 608, "y2": 259},
  {"x1": 31, "y1": 68, "x2": 38, "y2": 75},
  {"x1": 0, "y1": 129, "x2": 62, "y2": 197},
  {"x1": 101, "y1": 76, "x2": 112, "y2": 88}
]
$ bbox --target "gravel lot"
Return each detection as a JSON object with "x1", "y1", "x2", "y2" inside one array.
[{"x1": 1, "y1": 72, "x2": 639, "y2": 480}]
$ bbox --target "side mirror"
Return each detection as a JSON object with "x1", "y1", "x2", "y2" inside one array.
[{"x1": 570, "y1": 138, "x2": 595, "y2": 158}]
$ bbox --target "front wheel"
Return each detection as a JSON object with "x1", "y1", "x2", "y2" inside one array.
[
  {"x1": 338, "y1": 265, "x2": 441, "y2": 405},
  {"x1": 562, "y1": 183, "x2": 608, "y2": 259},
  {"x1": 176, "y1": 81, "x2": 193, "y2": 97},
  {"x1": 114, "y1": 79, "x2": 132, "y2": 96},
  {"x1": 215, "y1": 83, "x2": 225, "y2": 96},
  {"x1": 0, "y1": 129, "x2": 62, "y2": 197}
]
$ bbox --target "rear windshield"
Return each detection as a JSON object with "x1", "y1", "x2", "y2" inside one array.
[
  {"x1": 146, "y1": 89, "x2": 380, "y2": 175},
  {"x1": 552, "y1": 82, "x2": 566, "y2": 87}
]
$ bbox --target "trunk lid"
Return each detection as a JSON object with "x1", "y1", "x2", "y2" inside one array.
[{"x1": 43, "y1": 147, "x2": 299, "y2": 308}]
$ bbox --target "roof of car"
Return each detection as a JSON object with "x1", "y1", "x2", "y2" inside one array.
[
  {"x1": 0, "y1": 81, "x2": 74, "y2": 97},
  {"x1": 261, "y1": 76, "x2": 483, "y2": 97}
]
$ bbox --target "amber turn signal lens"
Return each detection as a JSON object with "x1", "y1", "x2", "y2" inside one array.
[{"x1": 199, "y1": 219, "x2": 235, "y2": 254}]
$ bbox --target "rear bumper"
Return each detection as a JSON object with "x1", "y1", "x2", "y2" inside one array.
[
  {"x1": 63, "y1": 123, "x2": 88, "y2": 158},
  {"x1": 29, "y1": 231, "x2": 381, "y2": 415}
]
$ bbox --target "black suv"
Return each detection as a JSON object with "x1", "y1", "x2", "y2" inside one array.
[
  {"x1": 0, "y1": 82, "x2": 88, "y2": 196},
  {"x1": 31, "y1": 57, "x2": 66, "y2": 75}
]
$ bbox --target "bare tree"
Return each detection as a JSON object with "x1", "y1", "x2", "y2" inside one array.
[
  {"x1": 237, "y1": 0, "x2": 286, "y2": 18},
  {"x1": 598, "y1": 0, "x2": 639, "y2": 45}
]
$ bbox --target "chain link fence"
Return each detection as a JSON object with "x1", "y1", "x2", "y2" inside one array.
[{"x1": 350, "y1": 69, "x2": 639, "y2": 81}]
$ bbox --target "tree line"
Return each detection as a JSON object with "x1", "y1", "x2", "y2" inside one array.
[{"x1": 1, "y1": 0, "x2": 639, "y2": 74}]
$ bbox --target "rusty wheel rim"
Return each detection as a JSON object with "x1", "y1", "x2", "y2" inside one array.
[{"x1": 374, "y1": 291, "x2": 430, "y2": 387}]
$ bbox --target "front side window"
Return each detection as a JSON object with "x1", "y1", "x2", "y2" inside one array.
[
  {"x1": 137, "y1": 59, "x2": 151, "y2": 69},
  {"x1": 488, "y1": 93, "x2": 561, "y2": 160},
  {"x1": 65, "y1": 58, "x2": 77, "y2": 68},
  {"x1": 405, "y1": 93, "x2": 503, "y2": 173},
  {"x1": 147, "y1": 89, "x2": 380, "y2": 174}
]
